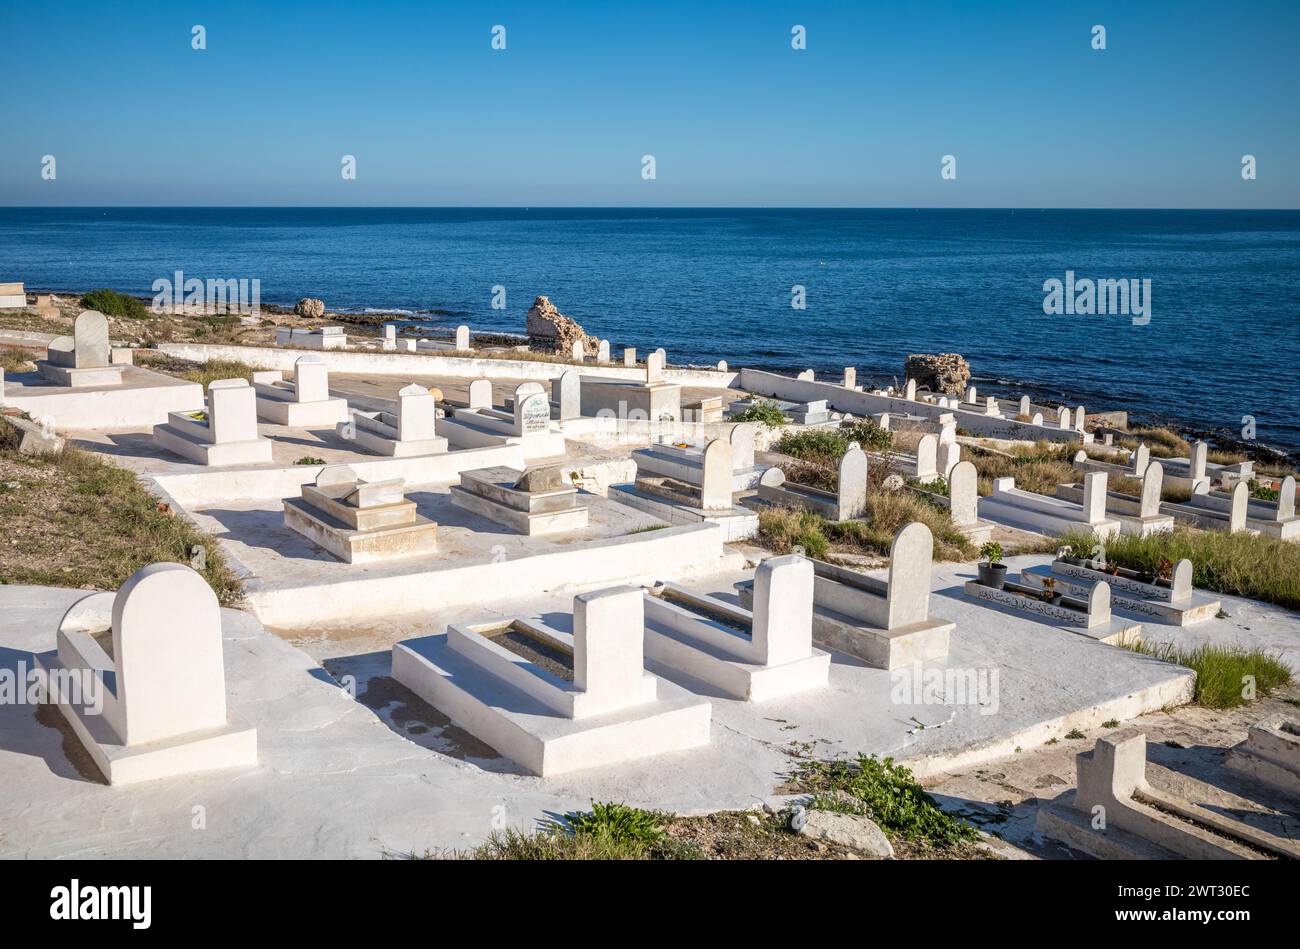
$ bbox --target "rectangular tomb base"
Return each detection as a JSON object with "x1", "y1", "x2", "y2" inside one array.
[
  {"x1": 609, "y1": 483, "x2": 757, "y2": 542},
  {"x1": 392, "y1": 635, "x2": 712, "y2": 777},
  {"x1": 284, "y1": 497, "x2": 437, "y2": 563},
  {"x1": 343, "y1": 424, "x2": 449, "y2": 458},
  {"x1": 152, "y1": 423, "x2": 274, "y2": 466},
  {"x1": 256, "y1": 396, "x2": 350, "y2": 427},
  {"x1": 34, "y1": 650, "x2": 258, "y2": 786},
  {"x1": 642, "y1": 622, "x2": 831, "y2": 703},
  {"x1": 962, "y1": 580, "x2": 1142, "y2": 645},
  {"x1": 1020, "y1": 565, "x2": 1220, "y2": 627},
  {"x1": 736, "y1": 581, "x2": 950, "y2": 670},
  {"x1": 1034, "y1": 793, "x2": 1184, "y2": 860},
  {"x1": 449, "y1": 484, "x2": 589, "y2": 535},
  {"x1": 36, "y1": 361, "x2": 126, "y2": 388},
  {"x1": 1225, "y1": 718, "x2": 1300, "y2": 796}
]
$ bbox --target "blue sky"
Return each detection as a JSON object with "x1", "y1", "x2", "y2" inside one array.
[{"x1": 2, "y1": 0, "x2": 1297, "y2": 207}]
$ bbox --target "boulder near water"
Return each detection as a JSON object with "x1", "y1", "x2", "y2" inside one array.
[
  {"x1": 904, "y1": 352, "x2": 971, "y2": 396},
  {"x1": 525, "y1": 295, "x2": 596, "y2": 355},
  {"x1": 294, "y1": 297, "x2": 325, "y2": 319}
]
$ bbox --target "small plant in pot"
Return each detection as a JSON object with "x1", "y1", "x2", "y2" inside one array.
[{"x1": 978, "y1": 541, "x2": 1007, "y2": 589}]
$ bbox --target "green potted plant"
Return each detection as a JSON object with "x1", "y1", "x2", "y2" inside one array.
[{"x1": 978, "y1": 541, "x2": 1007, "y2": 589}]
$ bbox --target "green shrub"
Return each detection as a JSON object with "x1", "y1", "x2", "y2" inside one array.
[
  {"x1": 80, "y1": 288, "x2": 150, "y2": 320},
  {"x1": 731, "y1": 399, "x2": 788, "y2": 428},
  {"x1": 842, "y1": 419, "x2": 893, "y2": 453},
  {"x1": 776, "y1": 429, "x2": 848, "y2": 464},
  {"x1": 797, "y1": 754, "x2": 979, "y2": 849}
]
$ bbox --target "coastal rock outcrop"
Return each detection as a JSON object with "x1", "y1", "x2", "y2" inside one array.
[
  {"x1": 294, "y1": 297, "x2": 325, "y2": 319},
  {"x1": 526, "y1": 295, "x2": 596, "y2": 355},
  {"x1": 904, "y1": 353, "x2": 970, "y2": 397}
]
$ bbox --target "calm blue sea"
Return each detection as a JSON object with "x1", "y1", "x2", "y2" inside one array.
[{"x1": 2, "y1": 207, "x2": 1297, "y2": 452}]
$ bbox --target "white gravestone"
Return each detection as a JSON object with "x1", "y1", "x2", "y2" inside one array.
[
  {"x1": 468, "y1": 378, "x2": 493, "y2": 409},
  {"x1": 1132, "y1": 443, "x2": 1150, "y2": 477},
  {"x1": 949, "y1": 460, "x2": 979, "y2": 528},
  {"x1": 939, "y1": 439, "x2": 961, "y2": 479},
  {"x1": 597, "y1": 339, "x2": 610, "y2": 362},
  {"x1": 751, "y1": 555, "x2": 814, "y2": 666},
  {"x1": 293, "y1": 355, "x2": 330, "y2": 403},
  {"x1": 397, "y1": 384, "x2": 438, "y2": 441},
  {"x1": 700, "y1": 438, "x2": 733, "y2": 510},
  {"x1": 645, "y1": 349, "x2": 665, "y2": 384},
  {"x1": 1019, "y1": 395, "x2": 1031, "y2": 416},
  {"x1": 455, "y1": 325, "x2": 470, "y2": 350},
  {"x1": 844, "y1": 367, "x2": 857, "y2": 389},
  {"x1": 208, "y1": 379, "x2": 259, "y2": 443},
  {"x1": 729, "y1": 422, "x2": 756, "y2": 471},
  {"x1": 838, "y1": 445, "x2": 868, "y2": 519},
  {"x1": 623, "y1": 347, "x2": 636, "y2": 367},
  {"x1": 572, "y1": 586, "x2": 645, "y2": 716},
  {"x1": 570, "y1": 339, "x2": 585, "y2": 362},
  {"x1": 904, "y1": 378, "x2": 916, "y2": 400},
  {"x1": 515, "y1": 389, "x2": 551, "y2": 437},
  {"x1": 1083, "y1": 471, "x2": 1109, "y2": 526},
  {"x1": 1279, "y1": 476, "x2": 1297, "y2": 521},
  {"x1": 915, "y1": 434, "x2": 938, "y2": 480},
  {"x1": 1140, "y1": 462, "x2": 1164, "y2": 519},
  {"x1": 553, "y1": 370, "x2": 580, "y2": 420},
  {"x1": 886, "y1": 522, "x2": 933, "y2": 628}
]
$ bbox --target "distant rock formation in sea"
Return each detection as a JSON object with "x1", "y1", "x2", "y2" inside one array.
[
  {"x1": 904, "y1": 352, "x2": 970, "y2": 396},
  {"x1": 526, "y1": 295, "x2": 596, "y2": 355}
]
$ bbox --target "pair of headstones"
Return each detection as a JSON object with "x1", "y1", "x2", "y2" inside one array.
[{"x1": 47, "y1": 310, "x2": 111, "y2": 369}]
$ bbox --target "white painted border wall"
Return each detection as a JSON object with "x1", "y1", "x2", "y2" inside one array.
[
  {"x1": 739, "y1": 368, "x2": 1084, "y2": 444},
  {"x1": 150, "y1": 443, "x2": 527, "y2": 506},
  {"x1": 158, "y1": 343, "x2": 738, "y2": 388},
  {"x1": 244, "y1": 522, "x2": 728, "y2": 628}
]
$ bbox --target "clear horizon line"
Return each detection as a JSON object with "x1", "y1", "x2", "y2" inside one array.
[{"x1": 2, "y1": 205, "x2": 1298, "y2": 212}]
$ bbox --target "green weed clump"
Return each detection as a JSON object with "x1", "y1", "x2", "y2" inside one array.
[{"x1": 80, "y1": 288, "x2": 150, "y2": 320}]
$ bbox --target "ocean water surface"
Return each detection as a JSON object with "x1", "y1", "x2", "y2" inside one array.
[{"x1": 1, "y1": 207, "x2": 1297, "y2": 451}]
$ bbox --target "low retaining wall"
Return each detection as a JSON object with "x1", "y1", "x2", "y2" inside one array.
[
  {"x1": 157, "y1": 342, "x2": 738, "y2": 388},
  {"x1": 243, "y1": 521, "x2": 729, "y2": 628},
  {"x1": 739, "y1": 368, "x2": 1084, "y2": 444},
  {"x1": 150, "y1": 443, "x2": 527, "y2": 506}
]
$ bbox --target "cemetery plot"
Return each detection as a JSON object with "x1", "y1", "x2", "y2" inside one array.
[
  {"x1": 978, "y1": 472, "x2": 1120, "y2": 539},
  {"x1": 962, "y1": 572, "x2": 1142, "y2": 645},
  {"x1": 1225, "y1": 716, "x2": 1300, "y2": 797},
  {"x1": 35, "y1": 562, "x2": 257, "y2": 785},
  {"x1": 339, "y1": 383, "x2": 449, "y2": 457},
  {"x1": 36, "y1": 310, "x2": 124, "y2": 387},
  {"x1": 253, "y1": 355, "x2": 350, "y2": 426},
  {"x1": 275, "y1": 326, "x2": 347, "y2": 350},
  {"x1": 152, "y1": 378, "x2": 274, "y2": 466},
  {"x1": 1056, "y1": 459, "x2": 1175, "y2": 537},
  {"x1": 632, "y1": 423, "x2": 766, "y2": 491},
  {"x1": 1169, "y1": 475, "x2": 1298, "y2": 540},
  {"x1": 643, "y1": 556, "x2": 831, "y2": 702},
  {"x1": 440, "y1": 382, "x2": 567, "y2": 457},
  {"x1": 450, "y1": 463, "x2": 589, "y2": 535},
  {"x1": 392, "y1": 586, "x2": 712, "y2": 776},
  {"x1": 1020, "y1": 556, "x2": 1220, "y2": 626},
  {"x1": 735, "y1": 523, "x2": 953, "y2": 670},
  {"x1": 578, "y1": 351, "x2": 683, "y2": 421},
  {"x1": 1036, "y1": 730, "x2": 1300, "y2": 859},
  {"x1": 611, "y1": 436, "x2": 759, "y2": 541},
  {"x1": 284, "y1": 465, "x2": 437, "y2": 563},
  {"x1": 754, "y1": 444, "x2": 868, "y2": 521}
]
